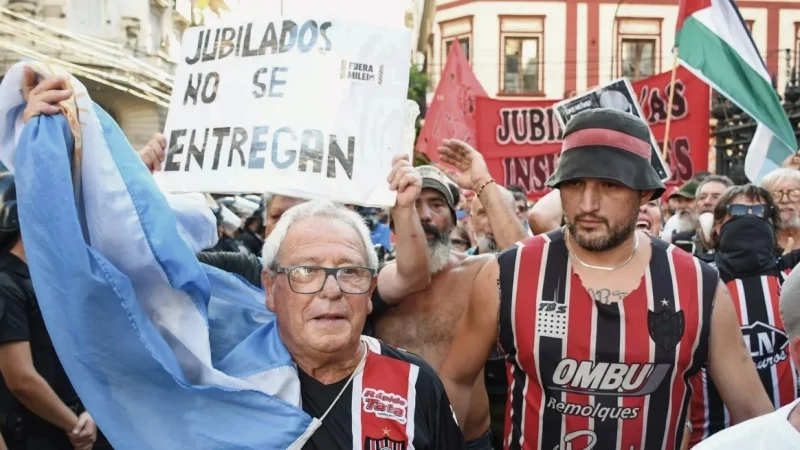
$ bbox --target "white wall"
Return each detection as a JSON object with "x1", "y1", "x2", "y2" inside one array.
[
  {"x1": 575, "y1": 3, "x2": 587, "y2": 92},
  {"x1": 432, "y1": 0, "x2": 800, "y2": 99},
  {"x1": 597, "y1": 3, "x2": 677, "y2": 86},
  {"x1": 433, "y1": 1, "x2": 567, "y2": 99}
]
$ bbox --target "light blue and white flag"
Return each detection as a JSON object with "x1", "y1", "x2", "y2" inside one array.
[{"x1": 0, "y1": 62, "x2": 316, "y2": 449}]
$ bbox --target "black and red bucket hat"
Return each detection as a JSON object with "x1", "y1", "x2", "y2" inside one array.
[{"x1": 546, "y1": 108, "x2": 666, "y2": 200}]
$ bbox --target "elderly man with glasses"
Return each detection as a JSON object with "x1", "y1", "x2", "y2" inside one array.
[
  {"x1": 260, "y1": 200, "x2": 464, "y2": 449},
  {"x1": 761, "y1": 168, "x2": 800, "y2": 253}
]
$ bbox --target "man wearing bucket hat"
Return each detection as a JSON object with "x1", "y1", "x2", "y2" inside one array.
[{"x1": 438, "y1": 109, "x2": 773, "y2": 449}]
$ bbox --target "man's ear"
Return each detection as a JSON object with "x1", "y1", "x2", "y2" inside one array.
[
  {"x1": 263, "y1": 270, "x2": 276, "y2": 312},
  {"x1": 366, "y1": 277, "x2": 378, "y2": 316}
]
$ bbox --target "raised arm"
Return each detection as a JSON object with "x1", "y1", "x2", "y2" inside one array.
[
  {"x1": 528, "y1": 189, "x2": 563, "y2": 235},
  {"x1": 439, "y1": 139, "x2": 526, "y2": 249},
  {"x1": 438, "y1": 257, "x2": 500, "y2": 426},
  {"x1": 708, "y1": 282, "x2": 774, "y2": 423},
  {"x1": 376, "y1": 155, "x2": 430, "y2": 303}
]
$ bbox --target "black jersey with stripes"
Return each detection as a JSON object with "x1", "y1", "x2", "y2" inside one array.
[
  {"x1": 497, "y1": 230, "x2": 717, "y2": 450},
  {"x1": 300, "y1": 336, "x2": 465, "y2": 450}
]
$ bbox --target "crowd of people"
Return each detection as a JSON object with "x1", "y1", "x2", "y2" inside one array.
[{"x1": 1, "y1": 66, "x2": 800, "y2": 450}]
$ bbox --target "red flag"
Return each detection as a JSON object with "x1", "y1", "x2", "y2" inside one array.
[
  {"x1": 474, "y1": 67, "x2": 710, "y2": 199},
  {"x1": 415, "y1": 43, "x2": 487, "y2": 163}
]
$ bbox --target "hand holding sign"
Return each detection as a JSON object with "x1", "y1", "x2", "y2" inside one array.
[
  {"x1": 387, "y1": 154, "x2": 421, "y2": 209},
  {"x1": 139, "y1": 133, "x2": 167, "y2": 173},
  {"x1": 438, "y1": 139, "x2": 493, "y2": 191},
  {"x1": 158, "y1": 17, "x2": 412, "y2": 206}
]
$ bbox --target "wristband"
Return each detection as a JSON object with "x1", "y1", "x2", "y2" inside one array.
[{"x1": 476, "y1": 179, "x2": 496, "y2": 197}]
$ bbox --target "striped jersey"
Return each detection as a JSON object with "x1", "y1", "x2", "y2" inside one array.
[
  {"x1": 688, "y1": 274, "x2": 799, "y2": 447},
  {"x1": 497, "y1": 229, "x2": 718, "y2": 450},
  {"x1": 300, "y1": 336, "x2": 464, "y2": 450}
]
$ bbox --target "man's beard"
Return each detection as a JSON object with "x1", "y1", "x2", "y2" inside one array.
[
  {"x1": 567, "y1": 209, "x2": 637, "y2": 252},
  {"x1": 677, "y1": 210, "x2": 698, "y2": 233},
  {"x1": 781, "y1": 214, "x2": 800, "y2": 230},
  {"x1": 475, "y1": 234, "x2": 498, "y2": 253},
  {"x1": 423, "y1": 222, "x2": 453, "y2": 274}
]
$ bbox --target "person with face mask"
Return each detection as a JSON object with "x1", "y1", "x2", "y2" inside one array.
[{"x1": 687, "y1": 184, "x2": 800, "y2": 447}]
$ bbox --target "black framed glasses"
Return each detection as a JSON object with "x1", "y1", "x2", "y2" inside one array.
[
  {"x1": 726, "y1": 203, "x2": 772, "y2": 219},
  {"x1": 275, "y1": 266, "x2": 376, "y2": 294},
  {"x1": 771, "y1": 189, "x2": 800, "y2": 202}
]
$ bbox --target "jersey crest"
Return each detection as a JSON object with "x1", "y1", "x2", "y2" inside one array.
[
  {"x1": 648, "y1": 308, "x2": 686, "y2": 351},
  {"x1": 363, "y1": 436, "x2": 407, "y2": 450}
]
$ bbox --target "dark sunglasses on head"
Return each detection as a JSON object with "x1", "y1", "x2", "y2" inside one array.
[{"x1": 726, "y1": 203, "x2": 772, "y2": 219}]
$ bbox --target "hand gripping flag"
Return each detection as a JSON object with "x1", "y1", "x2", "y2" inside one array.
[{"x1": 0, "y1": 61, "x2": 317, "y2": 449}]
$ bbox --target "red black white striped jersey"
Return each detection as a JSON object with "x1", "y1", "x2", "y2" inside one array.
[
  {"x1": 299, "y1": 336, "x2": 464, "y2": 450},
  {"x1": 688, "y1": 274, "x2": 799, "y2": 447},
  {"x1": 497, "y1": 229, "x2": 718, "y2": 450}
]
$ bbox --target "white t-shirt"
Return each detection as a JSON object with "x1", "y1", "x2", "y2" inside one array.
[{"x1": 693, "y1": 398, "x2": 800, "y2": 449}]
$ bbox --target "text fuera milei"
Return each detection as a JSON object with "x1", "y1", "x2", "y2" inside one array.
[{"x1": 164, "y1": 126, "x2": 357, "y2": 181}]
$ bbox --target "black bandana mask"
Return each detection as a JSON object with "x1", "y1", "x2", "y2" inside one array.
[{"x1": 714, "y1": 215, "x2": 777, "y2": 281}]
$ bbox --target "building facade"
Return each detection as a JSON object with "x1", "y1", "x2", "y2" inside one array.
[
  {"x1": 0, "y1": 0, "x2": 228, "y2": 150},
  {"x1": 428, "y1": 0, "x2": 800, "y2": 100}
]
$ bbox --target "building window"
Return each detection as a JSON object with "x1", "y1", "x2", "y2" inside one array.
[
  {"x1": 444, "y1": 37, "x2": 471, "y2": 61},
  {"x1": 499, "y1": 16, "x2": 544, "y2": 95},
  {"x1": 621, "y1": 39, "x2": 656, "y2": 80},
  {"x1": 439, "y1": 16, "x2": 473, "y2": 70},
  {"x1": 616, "y1": 18, "x2": 661, "y2": 81},
  {"x1": 503, "y1": 37, "x2": 541, "y2": 94}
]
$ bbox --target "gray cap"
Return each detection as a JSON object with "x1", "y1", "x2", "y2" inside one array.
[{"x1": 417, "y1": 165, "x2": 457, "y2": 210}]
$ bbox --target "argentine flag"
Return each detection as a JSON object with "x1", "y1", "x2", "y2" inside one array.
[{"x1": 0, "y1": 62, "x2": 316, "y2": 449}]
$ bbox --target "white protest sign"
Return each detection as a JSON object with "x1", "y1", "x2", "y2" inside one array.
[
  {"x1": 552, "y1": 78, "x2": 671, "y2": 182},
  {"x1": 158, "y1": 17, "x2": 412, "y2": 206}
]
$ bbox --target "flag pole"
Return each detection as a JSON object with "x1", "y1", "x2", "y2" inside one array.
[{"x1": 662, "y1": 46, "x2": 679, "y2": 162}]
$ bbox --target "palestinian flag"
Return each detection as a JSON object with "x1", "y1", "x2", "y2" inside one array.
[{"x1": 676, "y1": 0, "x2": 797, "y2": 182}]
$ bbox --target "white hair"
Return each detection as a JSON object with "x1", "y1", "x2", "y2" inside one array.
[
  {"x1": 761, "y1": 168, "x2": 800, "y2": 192},
  {"x1": 261, "y1": 199, "x2": 379, "y2": 271}
]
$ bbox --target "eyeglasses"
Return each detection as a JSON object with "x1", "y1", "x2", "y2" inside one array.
[
  {"x1": 726, "y1": 203, "x2": 772, "y2": 219},
  {"x1": 771, "y1": 189, "x2": 800, "y2": 202},
  {"x1": 275, "y1": 266, "x2": 376, "y2": 294}
]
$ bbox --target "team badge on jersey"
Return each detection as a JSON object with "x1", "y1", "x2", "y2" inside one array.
[
  {"x1": 648, "y1": 308, "x2": 685, "y2": 351},
  {"x1": 363, "y1": 437, "x2": 407, "y2": 450}
]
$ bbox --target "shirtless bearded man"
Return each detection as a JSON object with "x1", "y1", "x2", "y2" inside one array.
[{"x1": 374, "y1": 140, "x2": 526, "y2": 450}]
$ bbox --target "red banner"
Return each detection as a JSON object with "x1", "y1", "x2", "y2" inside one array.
[
  {"x1": 475, "y1": 67, "x2": 710, "y2": 199},
  {"x1": 416, "y1": 43, "x2": 488, "y2": 163}
]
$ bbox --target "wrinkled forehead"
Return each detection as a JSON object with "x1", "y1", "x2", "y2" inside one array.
[
  {"x1": 772, "y1": 179, "x2": 800, "y2": 191},
  {"x1": 280, "y1": 217, "x2": 367, "y2": 265},
  {"x1": 699, "y1": 181, "x2": 728, "y2": 196}
]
